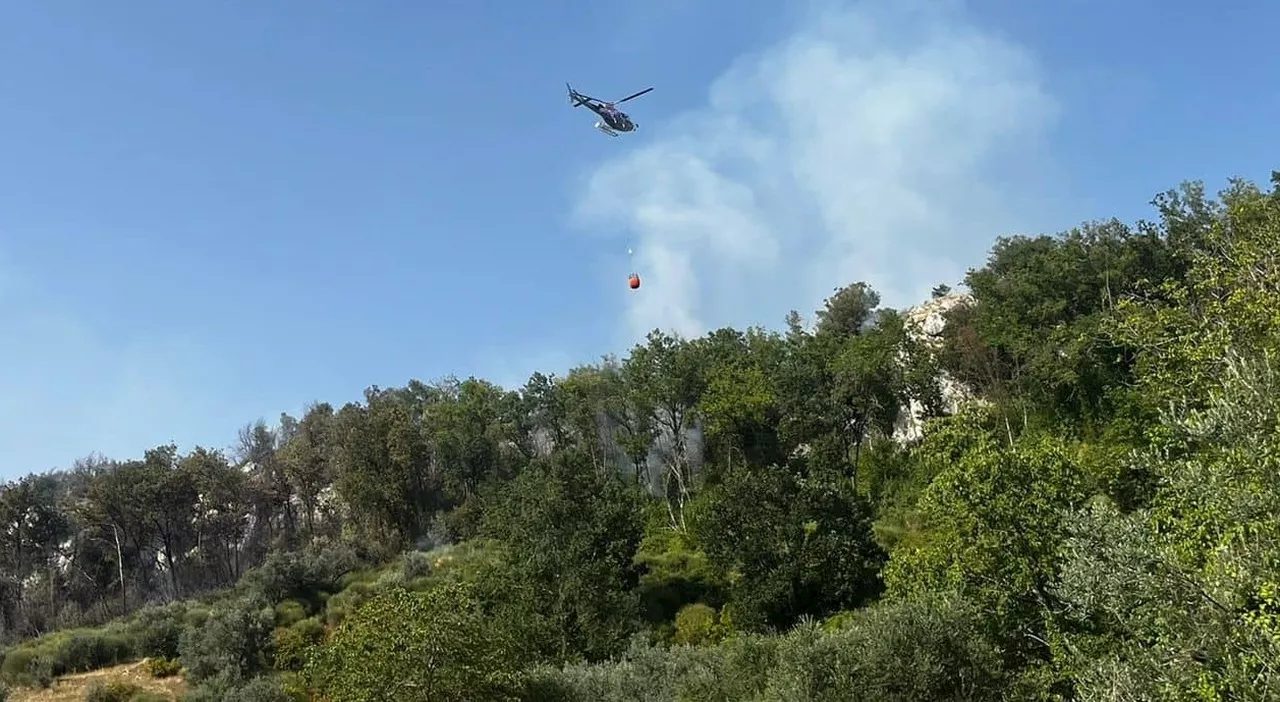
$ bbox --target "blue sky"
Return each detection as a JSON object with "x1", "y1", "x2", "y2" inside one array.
[{"x1": 1, "y1": 0, "x2": 1277, "y2": 477}]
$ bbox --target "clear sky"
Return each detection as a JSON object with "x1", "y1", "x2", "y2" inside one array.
[{"x1": 2, "y1": 0, "x2": 1277, "y2": 478}]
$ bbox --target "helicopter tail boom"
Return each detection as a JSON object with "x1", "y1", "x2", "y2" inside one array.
[{"x1": 567, "y1": 83, "x2": 591, "y2": 107}]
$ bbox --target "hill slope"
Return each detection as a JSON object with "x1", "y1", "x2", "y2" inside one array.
[{"x1": 2, "y1": 172, "x2": 1279, "y2": 700}]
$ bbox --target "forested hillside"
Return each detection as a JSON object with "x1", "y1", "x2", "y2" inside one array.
[{"x1": 2, "y1": 173, "x2": 1279, "y2": 701}]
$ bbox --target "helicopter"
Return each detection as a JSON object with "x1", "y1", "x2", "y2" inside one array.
[{"x1": 567, "y1": 83, "x2": 653, "y2": 137}]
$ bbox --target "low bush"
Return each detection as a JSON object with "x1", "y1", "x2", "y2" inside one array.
[
  {"x1": 0, "y1": 627, "x2": 134, "y2": 687},
  {"x1": 671, "y1": 603, "x2": 725, "y2": 647},
  {"x1": 320, "y1": 581, "x2": 375, "y2": 628},
  {"x1": 238, "y1": 543, "x2": 361, "y2": 612},
  {"x1": 272, "y1": 600, "x2": 307, "y2": 628},
  {"x1": 182, "y1": 671, "x2": 293, "y2": 702},
  {"x1": 145, "y1": 655, "x2": 181, "y2": 678},
  {"x1": 531, "y1": 596, "x2": 1007, "y2": 701},
  {"x1": 127, "y1": 603, "x2": 187, "y2": 659},
  {"x1": 83, "y1": 679, "x2": 141, "y2": 702},
  {"x1": 270, "y1": 617, "x2": 324, "y2": 672},
  {"x1": 178, "y1": 596, "x2": 275, "y2": 686}
]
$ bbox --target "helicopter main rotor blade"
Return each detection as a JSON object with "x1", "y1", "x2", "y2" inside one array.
[{"x1": 614, "y1": 87, "x2": 653, "y2": 104}]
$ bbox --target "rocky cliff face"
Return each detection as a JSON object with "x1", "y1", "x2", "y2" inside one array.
[{"x1": 893, "y1": 291, "x2": 976, "y2": 443}]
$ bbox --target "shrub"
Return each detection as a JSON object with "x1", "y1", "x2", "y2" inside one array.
[
  {"x1": 52, "y1": 629, "x2": 134, "y2": 675},
  {"x1": 239, "y1": 543, "x2": 361, "y2": 611},
  {"x1": 178, "y1": 597, "x2": 275, "y2": 686},
  {"x1": 526, "y1": 634, "x2": 749, "y2": 702},
  {"x1": 277, "y1": 671, "x2": 310, "y2": 701},
  {"x1": 671, "y1": 603, "x2": 724, "y2": 647},
  {"x1": 146, "y1": 656, "x2": 182, "y2": 678},
  {"x1": 230, "y1": 675, "x2": 293, "y2": 702},
  {"x1": 272, "y1": 600, "x2": 307, "y2": 628},
  {"x1": 0, "y1": 648, "x2": 34, "y2": 682},
  {"x1": 26, "y1": 655, "x2": 54, "y2": 688},
  {"x1": 757, "y1": 597, "x2": 1006, "y2": 701},
  {"x1": 178, "y1": 670, "x2": 238, "y2": 702},
  {"x1": 83, "y1": 679, "x2": 141, "y2": 702},
  {"x1": 401, "y1": 550, "x2": 432, "y2": 579},
  {"x1": 820, "y1": 610, "x2": 858, "y2": 633},
  {"x1": 321, "y1": 581, "x2": 375, "y2": 628},
  {"x1": 183, "y1": 672, "x2": 292, "y2": 702},
  {"x1": 1, "y1": 628, "x2": 136, "y2": 686},
  {"x1": 270, "y1": 618, "x2": 325, "y2": 672},
  {"x1": 128, "y1": 603, "x2": 188, "y2": 659},
  {"x1": 306, "y1": 584, "x2": 523, "y2": 702},
  {"x1": 1, "y1": 645, "x2": 54, "y2": 688},
  {"x1": 530, "y1": 597, "x2": 1007, "y2": 701},
  {"x1": 184, "y1": 606, "x2": 211, "y2": 630}
]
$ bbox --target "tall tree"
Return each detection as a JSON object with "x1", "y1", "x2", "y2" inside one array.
[
  {"x1": 624, "y1": 331, "x2": 706, "y2": 527},
  {"x1": 133, "y1": 445, "x2": 199, "y2": 599},
  {"x1": 278, "y1": 402, "x2": 336, "y2": 539},
  {"x1": 182, "y1": 447, "x2": 251, "y2": 585},
  {"x1": 480, "y1": 449, "x2": 645, "y2": 662}
]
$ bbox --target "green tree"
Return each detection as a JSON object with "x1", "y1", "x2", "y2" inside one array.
[
  {"x1": 236, "y1": 419, "x2": 296, "y2": 549},
  {"x1": 1056, "y1": 174, "x2": 1280, "y2": 698},
  {"x1": 624, "y1": 331, "x2": 707, "y2": 526},
  {"x1": 829, "y1": 317, "x2": 905, "y2": 484},
  {"x1": 479, "y1": 449, "x2": 645, "y2": 662},
  {"x1": 693, "y1": 327, "x2": 786, "y2": 481},
  {"x1": 882, "y1": 417, "x2": 1090, "y2": 676},
  {"x1": 1055, "y1": 357, "x2": 1280, "y2": 699},
  {"x1": 331, "y1": 386, "x2": 437, "y2": 551},
  {"x1": 0, "y1": 473, "x2": 71, "y2": 633},
  {"x1": 521, "y1": 371, "x2": 570, "y2": 454},
  {"x1": 182, "y1": 447, "x2": 251, "y2": 585},
  {"x1": 814, "y1": 282, "x2": 880, "y2": 339},
  {"x1": 136, "y1": 445, "x2": 200, "y2": 598},
  {"x1": 694, "y1": 463, "x2": 885, "y2": 632},
  {"x1": 632, "y1": 500, "x2": 725, "y2": 628},
  {"x1": 1110, "y1": 175, "x2": 1280, "y2": 417},
  {"x1": 276, "y1": 402, "x2": 335, "y2": 540},
  {"x1": 560, "y1": 362, "x2": 654, "y2": 486},
  {"x1": 939, "y1": 220, "x2": 1178, "y2": 445},
  {"x1": 774, "y1": 286, "x2": 905, "y2": 487},
  {"x1": 428, "y1": 377, "x2": 523, "y2": 504}
]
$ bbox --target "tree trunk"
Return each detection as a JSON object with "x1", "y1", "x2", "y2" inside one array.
[
  {"x1": 162, "y1": 539, "x2": 181, "y2": 600},
  {"x1": 852, "y1": 436, "x2": 863, "y2": 492},
  {"x1": 303, "y1": 497, "x2": 316, "y2": 540},
  {"x1": 111, "y1": 525, "x2": 126, "y2": 614},
  {"x1": 47, "y1": 562, "x2": 55, "y2": 626}
]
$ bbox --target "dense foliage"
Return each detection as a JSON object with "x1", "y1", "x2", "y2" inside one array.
[{"x1": 2, "y1": 172, "x2": 1279, "y2": 700}]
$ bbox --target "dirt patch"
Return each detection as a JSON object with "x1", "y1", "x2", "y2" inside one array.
[{"x1": 9, "y1": 659, "x2": 187, "y2": 701}]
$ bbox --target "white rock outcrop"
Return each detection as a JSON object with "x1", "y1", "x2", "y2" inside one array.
[{"x1": 893, "y1": 292, "x2": 977, "y2": 443}]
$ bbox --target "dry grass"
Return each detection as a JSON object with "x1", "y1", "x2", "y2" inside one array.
[{"x1": 9, "y1": 659, "x2": 187, "y2": 701}]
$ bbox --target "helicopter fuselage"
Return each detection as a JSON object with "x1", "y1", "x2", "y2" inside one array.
[{"x1": 587, "y1": 103, "x2": 635, "y2": 134}]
